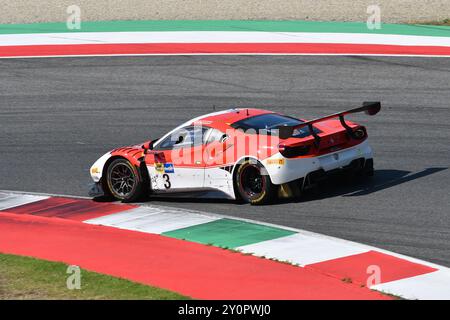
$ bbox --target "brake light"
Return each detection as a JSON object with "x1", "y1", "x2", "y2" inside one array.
[
  {"x1": 353, "y1": 127, "x2": 367, "y2": 140},
  {"x1": 278, "y1": 143, "x2": 311, "y2": 158}
]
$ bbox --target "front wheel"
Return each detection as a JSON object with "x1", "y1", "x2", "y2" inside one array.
[
  {"x1": 106, "y1": 158, "x2": 143, "y2": 202},
  {"x1": 235, "y1": 160, "x2": 276, "y2": 205}
]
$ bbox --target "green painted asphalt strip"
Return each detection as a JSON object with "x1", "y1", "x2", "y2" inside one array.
[
  {"x1": 162, "y1": 218, "x2": 296, "y2": 249},
  {"x1": 0, "y1": 20, "x2": 449, "y2": 37}
]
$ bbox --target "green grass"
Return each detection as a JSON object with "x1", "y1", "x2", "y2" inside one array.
[{"x1": 0, "y1": 253, "x2": 189, "y2": 300}]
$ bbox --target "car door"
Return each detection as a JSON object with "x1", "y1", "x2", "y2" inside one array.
[
  {"x1": 145, "y1": 126, "x2": 208, "y2": 193},
  {"x1": 202, "y1": 128, "x2": 235, "y2": 194}
]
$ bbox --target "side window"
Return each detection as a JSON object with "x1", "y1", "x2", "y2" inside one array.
[
  {"x1": 205, "y1": 128, "x2": 228, "y2": 144},
  {"x1": 192, "y1": 126, "x2": 209, "y2": 146},
  {"x1": 156, "y1": 126, "x2": 208, "y2": 150}
]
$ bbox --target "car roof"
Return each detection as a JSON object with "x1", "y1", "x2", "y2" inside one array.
[
  {"x1": 191, "y1": 108, "x2": 274, "y2": 131},
  {"x1": 154, "y1": 108, "x2": 273, "y2": 148}
]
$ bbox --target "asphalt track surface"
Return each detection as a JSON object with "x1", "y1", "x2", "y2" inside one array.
[{"x1": 1, "y1": 56, "x2": 449, "y2": 267}]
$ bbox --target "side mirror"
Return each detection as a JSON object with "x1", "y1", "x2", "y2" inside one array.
[
  {"x1": 142, "y1": 140, "x2": 154, "y2": 153},
  {"x1": 220, "y1": 134, "x2": 229, "y2": 143}
]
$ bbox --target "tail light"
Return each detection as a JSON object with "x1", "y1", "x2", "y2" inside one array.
[
  {"x1": 278, "y1": 143, "x2": 311, "y2": 158},
  {"x1": 352, "y1": 127, "x2": 367, "y2": 140}
]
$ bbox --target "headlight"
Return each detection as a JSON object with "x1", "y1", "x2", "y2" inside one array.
[{"x1": 91, "y1": 167, "x2": 100, "y2": 174}]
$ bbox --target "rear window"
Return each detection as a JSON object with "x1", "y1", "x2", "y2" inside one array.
[{"x1": 231, "y1": 113, "x2": 320, "y2": 138}]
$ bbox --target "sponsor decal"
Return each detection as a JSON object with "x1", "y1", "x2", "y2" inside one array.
[
  {"x1": 267, "y1": 159, "x2": 285, "y2": 165},
  {"x1": 91, "y1": 167, "x2": 100, "y2": 174},
  {"x1": 164, "y1": 163, "x2": 175, "y2": 173},
  {"x1": 155, "y1": 163, "x2": 164, "y2": 173}
]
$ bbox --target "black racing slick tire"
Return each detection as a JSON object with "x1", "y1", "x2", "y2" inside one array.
[
  {"x1": 106, "y1": 158, "x2": 143, "y2": 202},
  {"x1": 363, "y1": 158, "x2": 375, "y2": 177},
  {"x1": 235, "y1": 160, "x2": 276, "y2": 205},
  {"x1": 352, "y1": 158, "x2": 374, "y2": 179}
]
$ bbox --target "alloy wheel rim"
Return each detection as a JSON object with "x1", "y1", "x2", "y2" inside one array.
[
  {"x1": 241, "y1": 165, "x2": 263, "y2": 197},
  {"x1": 109, "y1": 163, "x2": 136, "y2": 197}
]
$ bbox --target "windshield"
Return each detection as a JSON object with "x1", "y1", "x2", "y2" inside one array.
[{"x1": 231, "y1": 113, "x2": 321, "y2": 138}]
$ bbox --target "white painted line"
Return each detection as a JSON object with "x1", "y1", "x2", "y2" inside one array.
[
  {"x1": 84, "y1": 207, "x2": 160, "y2": 225},
  {"x1": 0, "y1": 193, "x2": 49, "y2": 210},
  {"x1": 237, "y1": 233, "x2": 369, "y2": 266},
  {"x1": 0, "y1": 189, "x2": 90, "y2": 200},
  {"x1": 1, "y1": 32, "x2": 450, "y2": 47},
  {"x1": 371, "y1": 269, "x2": 450, "y2": 300},
  {"x1": 85, "y1": 206, "x2": 220, "y2": 234}
]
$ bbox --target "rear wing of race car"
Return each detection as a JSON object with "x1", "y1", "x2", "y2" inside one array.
[{"x1": 278, "y1": 101, "x2": 381, "y2": 143}]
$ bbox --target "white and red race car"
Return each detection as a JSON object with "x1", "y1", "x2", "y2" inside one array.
[{"x1": 89, "y1": 102, "x2": 380, "y2": 205}]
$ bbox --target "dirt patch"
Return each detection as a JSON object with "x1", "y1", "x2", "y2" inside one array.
[{"x1": 1, "y1": 0, "x2": 448, "y2": 24}]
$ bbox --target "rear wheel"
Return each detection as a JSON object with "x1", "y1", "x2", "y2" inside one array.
[
  {"x1": 352, "y1": 158, "x2": 374, "y2": 178},
  {"x1": 235, "y1": 160, "x2": 276, "y2": 205},
  {"x1": 106, "y1": 158, "x2": 143, "y2": 202},
  {"x1": 363, "y1": 158, "x2": 374, "y2": 176},
  {"x1": 344, "y1": 158, "x2": 374, "y2": 186}
]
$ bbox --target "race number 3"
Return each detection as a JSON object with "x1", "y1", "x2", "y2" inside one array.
[{"x1": 163, "y1": 174, "x2": 171, "y2": 189}]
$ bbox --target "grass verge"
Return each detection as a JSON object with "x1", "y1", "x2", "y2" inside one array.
[{"x1": 0, "y1": 253, "x2": 189, "y2": 300}]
